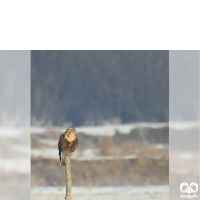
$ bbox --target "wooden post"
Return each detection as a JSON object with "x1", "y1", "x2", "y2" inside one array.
[{"x1": 64, "y1": 151, "x2": 72, "y2": 200}]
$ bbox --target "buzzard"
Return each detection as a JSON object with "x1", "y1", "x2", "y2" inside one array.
[{"x1": 58, "y1": 127, "x2": 79, "y2": 165}]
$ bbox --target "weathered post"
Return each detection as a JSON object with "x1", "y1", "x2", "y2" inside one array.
[
  {"x1": 58, "y1": 127, "x2": 78, "y2": 200},
  {"x1": 64, "y1": 151, "x2": 72, "y2": 200}
]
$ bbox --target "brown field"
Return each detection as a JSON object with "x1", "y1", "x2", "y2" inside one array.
[
  {"x1": 31, "y1": 126, "x2": 169, "y2": 187},
  {"x1": 31, "y1": 156, "x2": 168, "y2": 187}
]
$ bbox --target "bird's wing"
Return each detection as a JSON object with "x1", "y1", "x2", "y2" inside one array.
[
  {"x1": 75, "y1": 136, "x2": 79, "y2": 147},
  {"x1": 71, "y1": 136, "x2": 79, "y2": 152},
  {"x1": 58, "y1": 134, "x2": 65, "y2": 161}
]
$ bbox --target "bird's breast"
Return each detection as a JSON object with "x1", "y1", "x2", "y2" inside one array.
[{"x1": 66, "y1": 134, "x2": 76, "y2": 142}]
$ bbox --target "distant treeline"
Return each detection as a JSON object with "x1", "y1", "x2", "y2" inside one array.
[{"x1": 31, "y1": 50, "x2": 169, "y2": 126}]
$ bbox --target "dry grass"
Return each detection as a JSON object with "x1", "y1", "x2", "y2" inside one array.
[
  {"x1": 31, "y1": 127, "x2": 169, "y2": 187},
  {"x1": 100, "y1": 136, "x2": 168, "y2": 157},
  {"x1": 31, "y1": 155, "x2": 168, "y2": 187}
]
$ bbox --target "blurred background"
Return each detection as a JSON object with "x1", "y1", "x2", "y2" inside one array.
[
  {"x1": 169, "y1": 51, "x2": 199, "y2": 200},
  {"x1": 0, "y1": 51, "x2": 30, "y2": 200},
  {"x1": 31, "y1": 50, "x2": 169, "y2": 200},
  {"x1": 31, "y1": 51, "x2": 169, "y2": 126}
]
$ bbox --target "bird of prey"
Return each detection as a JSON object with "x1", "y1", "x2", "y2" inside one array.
[{"x1": 58, "y1": 127, "x2": 79, "y2": 165}]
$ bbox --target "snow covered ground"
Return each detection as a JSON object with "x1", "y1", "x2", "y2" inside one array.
[
  {"x1": 32, "y1": 147, "x2": 139, "y2": 160},
  {"x1": 0, "y1": 127, "x2": 22, "y2": 138},
  {"x1": 31, "y1": 185, "x2": 169, "y2": 200},
  {"x1": 31, "y1": 147, "x2": 166, "y2": 161},
  {"x1": 0, "y1": 159, "x2": 30, "y2": 173},
  {"x1": 31, "y1": 122, "x2": 168, "y2": 136},
  {"x1": 31, "y1": 120, "x2": 199, "y2": 136},
  {"x1": 0, "y1": 126, "x2": 30, "y2": 174}
]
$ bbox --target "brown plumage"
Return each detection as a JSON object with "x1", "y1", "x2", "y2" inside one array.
[{"x1": 58, "y1": 127, "x2": 78, "y2": 165}]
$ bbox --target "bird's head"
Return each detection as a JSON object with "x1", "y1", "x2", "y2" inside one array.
[{"x1": 65, "y1": 127, "x2": 76, "y2": 138}]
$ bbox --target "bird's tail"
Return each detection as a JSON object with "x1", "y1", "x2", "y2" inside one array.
[
  {"x1": 60, "y1": 151, "x2": 67, "y2": 166},
  {"x1": 61, "y1": 151, "x2": 66, "y2": 166},
  {"x1": 60, "y1": 151, "x2": 72, "y2": 166}
]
